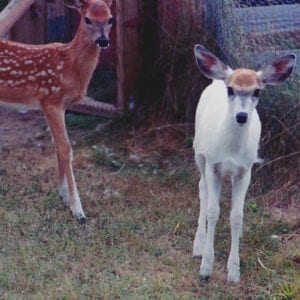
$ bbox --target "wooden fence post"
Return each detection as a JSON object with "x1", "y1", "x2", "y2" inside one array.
[
  {"x1": 116, "y1": 0, "x2": 125, "y2": 111},
  {"x1": 0, "y1": 0, "x2": 36, "y2": 38}
]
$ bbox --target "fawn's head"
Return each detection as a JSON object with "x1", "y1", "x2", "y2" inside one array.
[
  {"x1": 194, "y1": 45, "x2": 296, "y2": 126},
  {"x1": 64, "y1": 0, "x2": 113, "y2": 48}
]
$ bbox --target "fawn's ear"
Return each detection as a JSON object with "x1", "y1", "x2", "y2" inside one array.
[
  {"x1": 194, "y1": 44, "x2": 232, "y2": 80},
  {"x1": 64, "y1": 0, "x2": 87, "y2": 10},
  {"x1": 259, "y1": 54, "x2": 296, "y2": 85}
]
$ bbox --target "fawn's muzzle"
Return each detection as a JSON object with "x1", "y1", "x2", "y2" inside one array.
[
  {"x1": 95, "y1": 36, "x2": 110, "y2": 48},
  {"x1": 236, "y1": 112, "x2": 248, "y2": 125}
]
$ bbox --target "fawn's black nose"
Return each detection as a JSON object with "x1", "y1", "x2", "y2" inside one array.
[
  {"x1": 236, "y1": 112, "x2": 248, "y2": 124},
  {"x1": 95, "y1": 36, "x2": 110, "y2": 48}
]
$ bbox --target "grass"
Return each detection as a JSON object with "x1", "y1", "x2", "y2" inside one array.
[{"x1": 0, "y1": 115, "x2": 299, "y2": 299}]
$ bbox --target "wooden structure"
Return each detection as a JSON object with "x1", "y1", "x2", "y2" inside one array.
[
  {"x1": 0, "y1": 0, "x2": 36, "y2": 38},
  {"x1": 0, "y1": 0, "x2": 141, "y2": 118}
]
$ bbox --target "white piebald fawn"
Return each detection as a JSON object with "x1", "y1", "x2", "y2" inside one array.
[
  {"x1": 0, "y1": 0, "x2": 114, "y2": 223},
  {"x1": 193, "y1": 45, "x2": 296, "y2": 282}
]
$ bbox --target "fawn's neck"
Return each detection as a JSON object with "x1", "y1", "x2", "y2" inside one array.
[{"x1": 66, "y1": 22, "x2": 100, "y2": 91}]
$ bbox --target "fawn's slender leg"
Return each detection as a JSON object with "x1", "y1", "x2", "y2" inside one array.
[
  {"x1": 199, "y1": 163, "x2": 221, "y2": 280},
  {"x1": 42, "y1": 103, "x2": 86, "y2": 223},
  {"x1": 227, "y1": 169, "x2": 251, "y2": 282},
  {"x1": 193, "y1": 154, "x2": 208, "y2": 258}
]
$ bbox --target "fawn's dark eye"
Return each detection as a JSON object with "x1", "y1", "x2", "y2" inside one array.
[
  {"x1": 85, "y1": 17, "x2": 92, "y2": 25},
  {"x1": 253, "y1": 89, "x2": 260, "y2": 98},
  {"x1": 108, "y1": 17, "x2": 114, "y2": 25},
  {"x1": 227, "y1": 87, "x2": 234, "y2": 97}
]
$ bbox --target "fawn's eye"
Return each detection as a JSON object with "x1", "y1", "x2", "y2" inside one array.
[
  {"x1": 85, "y1": 17, "x2": 92, "y2": 25},
  {"x1": 108, "y1": 17, "x2": 114, "y2": 25},
  {"x1": 227, "y1": 87, "x2": 234, "y2": 97},
  {"x1": 253, "y1": 89, "x2": 261, "y2": 98}
]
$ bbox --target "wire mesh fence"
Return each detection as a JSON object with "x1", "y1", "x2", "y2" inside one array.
[
  {"x1": 205, "y1": 1, "x2": 299, "y2": 65},
  {"x1": 204, "y1": 0, "x2": 299, "y2": 196}
]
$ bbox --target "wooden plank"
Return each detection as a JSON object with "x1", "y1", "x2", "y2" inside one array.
[
  {"x1": 0, "y1": 0, "x2": 36, "y2": 38},
  {"x1": 46, "y1": 1, "x2": 68, "y2": 42},
  {"x1": 122, "y1": 0, "x2": 139, "y2": 107},
  {"x1": 116, "y1": 0, "x2": 125, "y2": 111},
  {"x1": 70, "y1": 97, "x2": 122, "y2": 118}
]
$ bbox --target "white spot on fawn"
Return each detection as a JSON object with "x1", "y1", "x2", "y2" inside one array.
[
  {"x1": 10, "y1": 70, "x2": 18, "y2": 76},
  {"x1": 0, "y1": 66, "x2": 12, "y2": 72},
  {"x1": 57, "y1": 63, "x2": 64, "y2": 71},
  {"x1": 39, "y1": 87, "x2": 49, "y2": 95},
  {"x1": 51, "y1": 86, "x2": 59, "y2": 92},
  {"x1": 37, "y1": 71, "x2": 47, "y2": 77}
]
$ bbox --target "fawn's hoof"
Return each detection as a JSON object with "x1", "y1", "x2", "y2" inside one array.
[
  {"x1": 76, "y1": 214, "x2": 87, "y2": 225},
  {"x1": 200, "y1": 274, "x2": 210, "y2": 282},
  {"x1": 227, "y1": 271, "x2": 240, "y2": 283},
  {"x1": 199, "y1": 265, "x2": 212, "y2": 282}
]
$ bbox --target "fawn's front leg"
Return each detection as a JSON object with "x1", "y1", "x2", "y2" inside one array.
[
  {"x1": 227, "y1": 169, "x2": 251, "y2": 282},
  {"x1": 199, "y1": 163, "x2": 222, "y2": 280},
  {"x1": 42, "y1": 103, "x2": 86, "y2": 224},
  {"x1": 193, "y1": 154, "x2": 208, "y2": 258}
]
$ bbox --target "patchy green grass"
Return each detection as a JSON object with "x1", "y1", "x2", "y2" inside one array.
[{"x1": 0, "y1": 112, "x2": 299, "y2": 299}]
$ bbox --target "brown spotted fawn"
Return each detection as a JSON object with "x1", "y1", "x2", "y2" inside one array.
[
  {"x1": 192, "y1": 45, "x2": 296, "y2": 282},
  {"x1": 0, "y1": 0, "x2": 113, "y2": 223}
]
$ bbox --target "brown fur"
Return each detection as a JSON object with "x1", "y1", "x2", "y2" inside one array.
[
  {"x1": 227, "y1": 69, "x2": 261, "y2": 92},
  {"x1": 89, "y1": 1, "x2": 111, "y2": 20}
]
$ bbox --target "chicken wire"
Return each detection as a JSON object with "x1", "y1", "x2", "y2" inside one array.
[
  {"x1": 204, "y1": 0, "x2": 299, "y2": 173},
  {"x1": 205, "y1": 0, "x2": 300, "y2": 72}
]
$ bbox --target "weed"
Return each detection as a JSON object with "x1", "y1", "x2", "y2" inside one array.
[
  {"x1": 92, "y1": 144, "x2": 123, "y2": 169},
  {"x1": 245, "y1": 201, "x2": 259, "y2": 213},
  {"x1": 274, "y1": 281, "x2": 300, "y2": 300}
]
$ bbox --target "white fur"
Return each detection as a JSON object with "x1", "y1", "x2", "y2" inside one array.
[
  {"x1": 193, "y1": 80, "x2": 261, "y2": 282},
  {"x1": 192, "y1": 45, "x2": 296, "y2": 282},
  {"x1": 193, "y1": 80, "x2": 261, "y2": 168}
]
